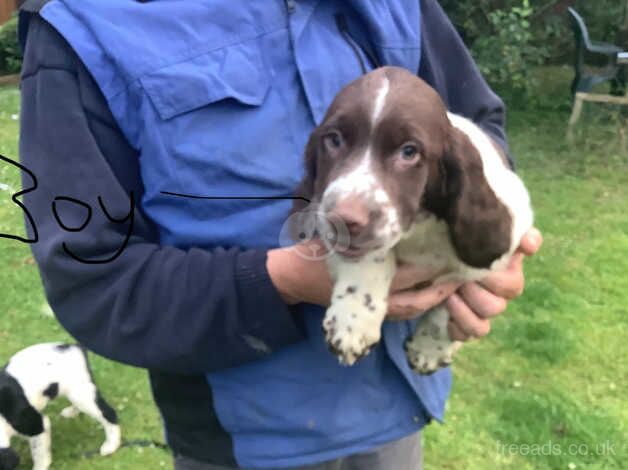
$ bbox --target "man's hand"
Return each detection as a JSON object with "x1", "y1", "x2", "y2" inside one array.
[
  {"x1": 267, "y1": 227, "x2": 542, "y2": 334},
  {"x1": 447, "y1": 227, "x2": 543, "y2": 341},
  {"x1": 267, "y1": 242, "x2": 459, "y2": 312}
]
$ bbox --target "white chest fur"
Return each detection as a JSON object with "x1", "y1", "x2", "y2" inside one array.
[
  {"x1": 395, "y1": 211, "x2": 505, "y2": 285},
  {"x1": 395, "y1": 214, "x2": 488, "y2": 282}
]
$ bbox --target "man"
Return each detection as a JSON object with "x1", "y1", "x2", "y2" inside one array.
[{"x1": 18, "y1": 0, "x2": 541, "y2": 469}]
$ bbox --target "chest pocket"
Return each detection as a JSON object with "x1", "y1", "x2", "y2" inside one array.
[
  {"x1": 137, "y1": 39, "x2": 306, "y2": 248},
  {"x1": 141, "y1": 41, "x2": 271, "y2": 120}
]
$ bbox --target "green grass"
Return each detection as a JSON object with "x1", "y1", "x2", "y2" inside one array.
[
  {"x1": 1, "y1": 66, "x2": 627, "y2": 469},
  {"x1": 0, "y1": 87, "x2": 167, "y2": 469},
  {"x1": 424, "y1": 66, "x2": 628, "y2": 469}
]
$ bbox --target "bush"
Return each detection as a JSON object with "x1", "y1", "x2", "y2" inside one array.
[
  {"x1": 441, "y1": 0, "x2": 550, "y2": 97},
  {"x1": 0, "y1": 16, "x2": 21, "y2": 75},
  {"x1": 440, "y1": 0, "x2": 626, "y2": 97},
  {"x1": 471, "y1": 1, "x2": 544, "y2": 95}
]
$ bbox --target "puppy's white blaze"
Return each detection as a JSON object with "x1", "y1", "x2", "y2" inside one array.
[
  {"x1": 322, "y1": 148, "x2": 376, "y2": 203},
  {"x1": 446, "y1": 113, "x2": 533, "y2": 263},
  {"x1": 322, "y1": 146, "x2": 401, "y2": 248},
  {"x1": 323, "y1": 76, "x2": 391, "y2": 206},
  {"x1": 371, "y1": 77, "x2": 390, "y2": 124}
]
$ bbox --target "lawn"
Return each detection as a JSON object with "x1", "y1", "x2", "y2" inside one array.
[{"x1": 1, "y1": 67, "x2": 627, "y2": 469}]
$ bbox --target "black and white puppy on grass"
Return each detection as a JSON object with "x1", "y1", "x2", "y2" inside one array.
[
  {"x1": 292, "y1": 67, "x2": 533, "y2": 374},
  {"x1": 0, "y1": 343, "x2": 120, "y2": 470}
]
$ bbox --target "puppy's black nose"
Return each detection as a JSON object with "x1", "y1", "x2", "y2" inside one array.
[{"x1": 329, "y1": 196, "x2": 370, "y2": 237}]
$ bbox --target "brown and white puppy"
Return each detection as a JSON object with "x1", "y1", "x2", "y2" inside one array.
[{"x1": 293, "y1": 66, "x2": 533, "y2": 374}]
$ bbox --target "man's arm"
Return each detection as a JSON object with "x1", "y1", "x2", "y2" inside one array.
[
  {"x1": 419, "y1": 0, "x2": 512, "y2": 165},
  {"x1": 19, "y1": 16, "x2": 305, "y2": 373}
]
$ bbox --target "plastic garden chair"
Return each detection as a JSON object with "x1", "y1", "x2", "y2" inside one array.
[
  {"x1": 567, "y1": 8, "x2": 628, "y2": 138},
  {"x1": 568, "y1": 7, "x2": 623, "y2": 94}
]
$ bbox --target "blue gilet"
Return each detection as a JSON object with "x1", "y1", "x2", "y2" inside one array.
[{"x1": 39, "y1": 1, "x2": 452, "y2": 467}]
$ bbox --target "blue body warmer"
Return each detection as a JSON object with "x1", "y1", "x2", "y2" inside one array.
[{"x1": 40, "y1": 0, "x2": 451, "y2": 467}]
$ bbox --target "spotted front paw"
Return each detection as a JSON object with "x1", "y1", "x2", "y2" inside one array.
[
  {"x1": 60, "y1": 406, "x2": 80, "y2": 419},
  {"x1": 405, "y1": 305, "x2": 461, "y2": 374},
  {"x1": 323, "y1": 289, "x2": 386, "y2": 365},
  {"x1": 405, "y1": 335, "x2": 458, "y2": 375}
]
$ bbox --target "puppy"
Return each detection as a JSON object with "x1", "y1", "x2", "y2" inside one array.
[
  {"x1": 292, "y1": 66, "x2": 533, "y2": 374},
  {"x1": 0, "y1": 343, "x2": 121, "y2": 470}
]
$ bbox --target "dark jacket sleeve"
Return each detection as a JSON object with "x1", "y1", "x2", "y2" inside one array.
[
  {"x1": 19, "y1": 15, "x2": 305, "y2": 373},
  {"x1": 419, "y1": 0, "x2": 513, "y2": 165}
]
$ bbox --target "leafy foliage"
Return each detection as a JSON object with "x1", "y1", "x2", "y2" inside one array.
[
  {"x1": 472, "y1": 1, "x2": 543, "y2": 95},
  {"x1": 440, "y1": 0, "x2": 627, "y2": 97},
  {"x1": 0, "y1": 16, "x2": 20, "y2": 75}
]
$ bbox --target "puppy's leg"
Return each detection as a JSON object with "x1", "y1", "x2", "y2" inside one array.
[
  {"x1": 0, "y1": 415, "x2": 14, "y2": 449},
  {"x1": 29, "y1": 416, "x2": 51, "y2": 470},
  {"x1": 60, "y1": 406, "x2": 80, "y2": 419},
  {"x1": 0, "y1": 416, "x2": 19, "y2": 470},
  {"x1": 323, "y1": 251, "x2": 395, "y2": 365},
  {"x1": 66, "y1": 386, "x2": 120, "y2": 456},
  {"x1": 405, "y1": 305, "x2": 462, "y2": 375}
]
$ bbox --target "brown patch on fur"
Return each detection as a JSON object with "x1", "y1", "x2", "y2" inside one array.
[{"x1": 424, "y1": 127, "x2": 512, "y2": 268}]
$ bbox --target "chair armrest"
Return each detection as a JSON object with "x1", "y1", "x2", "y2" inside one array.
[{"x1": 588, "y1": 41, "x2": 623, "y2": 55}]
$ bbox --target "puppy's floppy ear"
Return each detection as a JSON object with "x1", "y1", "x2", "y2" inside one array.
[
  {"x1": 427, "y1": 126, "x2": 512, "y2": 269},
  {"x1": 292, "y1": 134, "x2": 318, "y2": 213},
  {"x1": 0, "y1": 376, "x2": 44, "y2": 437},
  {"x1": 289, "y1": 134, "x2": 320, "y2": 242},
  {"x1": 0, "y1": 383, "x2": 12, "y2": 415}
]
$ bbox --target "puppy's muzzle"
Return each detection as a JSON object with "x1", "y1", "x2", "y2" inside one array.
[{"x1": 325, "y1": 196, "x2": 383, "y2": 258}]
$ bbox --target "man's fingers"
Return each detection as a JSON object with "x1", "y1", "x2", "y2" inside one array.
[
  {"x1": 479, "y1": 253, "x2": 525, "y2": 300},
  {"x1": 447, "y1": 320, "x2": 470, "y2": 342},
  {"x1": 457, "y1": 283, "x2": 508, "y2": 319},
  {"x1": 387, "y1": 282, "x2": 459, "y2": 320},
  {"x1": 518, "y1": 227, "x2": 543, "y2": 256},
  {"x1": 446, "y1": 293, "x2": 491, "y2": 338}
]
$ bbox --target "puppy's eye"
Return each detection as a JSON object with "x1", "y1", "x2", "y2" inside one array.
[
  {"x1": 323, "y1": 132, "x2": 343, "y2": 151},
  {"x1": 400, "y1": 145, "x2": 418, "y2": 161}
]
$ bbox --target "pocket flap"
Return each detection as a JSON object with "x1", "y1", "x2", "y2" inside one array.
[{"x1": 141, "y1": 42, "x2": 270, "y2": 120}]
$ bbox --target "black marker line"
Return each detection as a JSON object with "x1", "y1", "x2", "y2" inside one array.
[
  {"x1": 160, "y1": 191, "x2": 310, "y2": 203},
  {"x1": 62, "y1": 192, "x2": 135, "y2": 265},
  {"x1": 52, "y1": 196, "x2": 93, "y2": 232},
  {"x1": 0, "y1": 154, "x2": 39, "y2": 244}
]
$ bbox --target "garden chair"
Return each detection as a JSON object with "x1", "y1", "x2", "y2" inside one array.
[
  {"x1": 568, "y1": 7, "x2": 623, "y2": 94},
  {"x1": 567, "y1": 8, "x2": 628, "y2": 137}
]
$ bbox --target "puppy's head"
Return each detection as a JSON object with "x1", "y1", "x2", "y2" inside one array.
[
  {"x1": 0, "y1": 372, "x2": 44, "y2": 438},
  {"x1": 293, "y1": 66, "x2": 512, "y2": 267},
  {"x1": 294, "y1": 67, "x2": 447, "y2": 257},
  {"x1": 0, "y1": 375, "x2": 20, "y2": 470}
]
